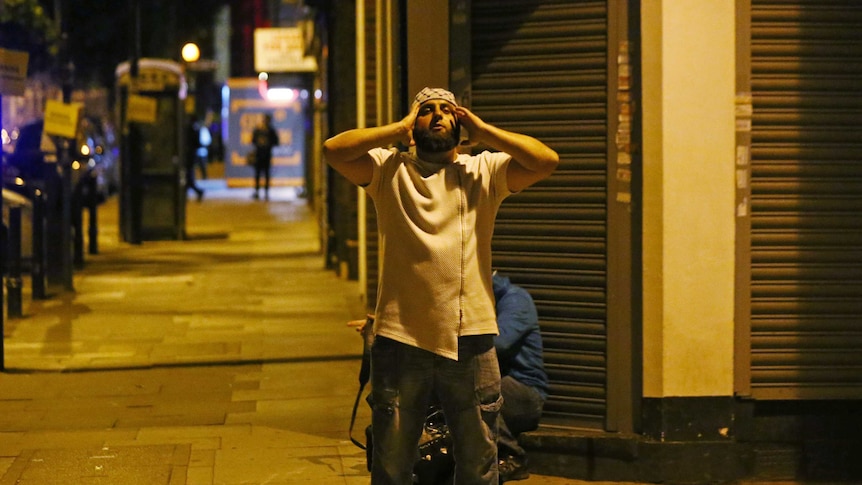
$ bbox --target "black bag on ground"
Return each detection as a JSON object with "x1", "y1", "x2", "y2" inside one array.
[
  {"x1": 412, "y1": 406, "x2": 455, "y2": 485},
  {"x1": 364, "y1": 406, "x2": 455, "y2": 485}
]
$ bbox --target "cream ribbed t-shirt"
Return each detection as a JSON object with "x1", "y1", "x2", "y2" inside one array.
[{"x1": 364, "y1": 147, "x2": 513, "y2": 360}]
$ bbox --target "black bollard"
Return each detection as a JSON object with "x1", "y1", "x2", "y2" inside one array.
[
  {"x1": 31, "y1": 188, "x2": 47, "y2": 300},
  {"x1": 88, "y1": 176, "x2": 98, "y2": 255},
  {"x1": 73, "y1": 189, "x2": 84, "y2": 268},
  {"x1": 6, "y1": 206, "x2": 23, "y2": 318},
  {"x1": 88, "y1": 202, "x2": 98, "y2": 255}
]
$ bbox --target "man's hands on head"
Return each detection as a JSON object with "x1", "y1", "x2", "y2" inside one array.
[
  {"x1": 455, "y1": 106, "x2": 487, "y2": 147},
  {"x1": 323, "y1": 104, "x2": 422, "y2": 186},
  {"x1": 454, "y1": 105, "x2": 559, "y2": 192},
  {"x1": 400, "y1": 103, "x2": 420, "y2": 147}
]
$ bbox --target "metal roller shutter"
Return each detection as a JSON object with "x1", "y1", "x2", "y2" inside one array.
[
  {"x1": 364, "y1": 0, "x2": 380, "y2": 309},
  {"x1": 750, "y1": 1, "x2": 862, "y2": 399},
  {"x1": 472, "y1": 0, "x2": 609, "y2": 428}
]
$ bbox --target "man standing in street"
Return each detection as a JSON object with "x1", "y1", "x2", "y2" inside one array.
[
  {"x1": 252, "y1": 113, "x2": 279, "y2": 200},
  {"x1": 324, "y1": 87, "x2": 558, "y2": 484}
]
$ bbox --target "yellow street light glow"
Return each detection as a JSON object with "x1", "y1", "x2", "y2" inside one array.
[{"x1": 182, "y1": 42, "x2": 201, "y2": 63}]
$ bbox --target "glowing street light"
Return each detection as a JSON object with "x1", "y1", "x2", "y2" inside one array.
[{"x1": 181, "y1": 42, "x2": 200, "y2": 63}]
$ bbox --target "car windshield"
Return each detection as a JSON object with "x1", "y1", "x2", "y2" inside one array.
[
  {"x1": 11, "y1": 122, "x2": 56, "y2": 155},
  {"x1": 14, "y1": 123, "x2": 43, "y2": 152}
]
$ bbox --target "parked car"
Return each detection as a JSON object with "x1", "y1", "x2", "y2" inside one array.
[
  {"x1": 3, "y1": 121, "x2": 55, "y2": 208},
  {"x1": 3, "y1": 116, "x2": 119, "y2": 205},
  {"x1": 77, "y1": 115, "x2": 120, "y2": 202},
  {"x1": 2, "y1": 116, "x2": 120, "y2": 275}
]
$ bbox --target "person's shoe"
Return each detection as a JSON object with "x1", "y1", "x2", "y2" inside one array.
[
  {"x1": 196, "y1": 190, "x2": 204, "y2": 202},
  {"x1": 252, "y1": 192, "x2": 259, "y2": 200},
  {"x1": 498, "y1": 454, "x2": 529, "y2": 483}
]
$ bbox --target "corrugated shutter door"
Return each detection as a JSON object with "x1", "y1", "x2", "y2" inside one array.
[
  {"x1": 750, "y1": 1, "x2": 862, "y2": 399},
  {"x1": 472, "y1": 1, "x2": 609, "y2": 428},
  {"x1": 364, "y1": 0, "x2": 380, "y2": 310}
]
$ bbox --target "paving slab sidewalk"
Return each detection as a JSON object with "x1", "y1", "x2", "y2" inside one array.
[{"x1": 1, "y1": 182, "x2": 622, "y2": 484}]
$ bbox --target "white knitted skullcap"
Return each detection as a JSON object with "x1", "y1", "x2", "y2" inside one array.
[{"x1": 414, "y1": 87, "x2": 458, "y2": 106}]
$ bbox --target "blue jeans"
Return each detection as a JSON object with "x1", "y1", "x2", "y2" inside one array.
[
  {"x1": 497, "y1": 375, "x2": 545, "y2": 457},
  {"x1": 368, "y1": 336, "x2": 502, "y2": 485}
]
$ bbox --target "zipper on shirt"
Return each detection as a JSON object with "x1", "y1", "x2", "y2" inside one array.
[{"x1": 458, "y1": 168, "x2": 466, "y2": 331}]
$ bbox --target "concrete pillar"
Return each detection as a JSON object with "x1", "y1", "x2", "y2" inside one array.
[
  {"x1": 406, "y1": 1, "x2": 449, "y2": 97},
  {"x1": 641, "y1": 1, "x2": 737, "y2": 398}
]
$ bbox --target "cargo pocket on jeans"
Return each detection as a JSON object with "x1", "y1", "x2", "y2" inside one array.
[{"x1": 478, "y1": 390, "x2": 503, "y2": 442}]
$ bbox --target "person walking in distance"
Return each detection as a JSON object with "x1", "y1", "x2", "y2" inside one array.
[
  {"x1": 185, "y1": 115, "x2": 205, "y2": 202},
  {"x1": 195, "y1": 110, "x2": 213, "y2": 179},
  {"x1": 252, "y1": 113, "x2": 279, "y2": 200},
  {"x1": 323, "y1": 87, "x2": 558, "y2": 484}
]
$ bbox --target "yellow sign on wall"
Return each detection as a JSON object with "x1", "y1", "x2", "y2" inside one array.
[
  {"x1": 127, "y1": 94, "x2": 158, "y2": 124},
  {"x1": 0, "y1": 48, "x2": 29, "y2": 96},
  {"x1": 43, "y1": 100, "x2": 83, "y2": 138}
]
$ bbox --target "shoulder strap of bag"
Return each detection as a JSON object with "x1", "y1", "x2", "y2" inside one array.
[{"x1": 349, "y1": 317, "x2": 374, "y2": 450}]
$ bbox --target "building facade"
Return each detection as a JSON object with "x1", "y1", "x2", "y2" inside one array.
[{"x1": 321, "y1": 1, "x2": 862, "y2": 481}]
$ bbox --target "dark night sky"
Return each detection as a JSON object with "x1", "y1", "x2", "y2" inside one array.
[
  {"x1": 59, "y1": 0, "x2": 229, "y2": 88},
  {"x1": 5, "y1": 0, "x2": 307, "y2": 89}
]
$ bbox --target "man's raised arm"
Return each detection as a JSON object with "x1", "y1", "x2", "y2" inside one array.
[
  {"x1": 323, "y1": 105, "x2": 418, "y2": 186},
  {"x1": 456, "y1": 106, "x2": 559, "y2": 193}
]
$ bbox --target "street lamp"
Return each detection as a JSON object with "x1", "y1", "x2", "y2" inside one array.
[
  {"x1": 181, "y1": 42, "x2": 201, "y2": 116},
  {"x1": 181, "y1": 42, "x2": 201, "y2": 63}
]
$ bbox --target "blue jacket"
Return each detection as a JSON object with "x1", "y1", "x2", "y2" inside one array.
[{"x1": 493, "y1": 273, "x2": 549, "y2": 400}]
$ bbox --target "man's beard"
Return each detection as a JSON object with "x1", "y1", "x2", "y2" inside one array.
[{"x1": 414, "y1": 124, "x2": 460, "y2": 153}]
